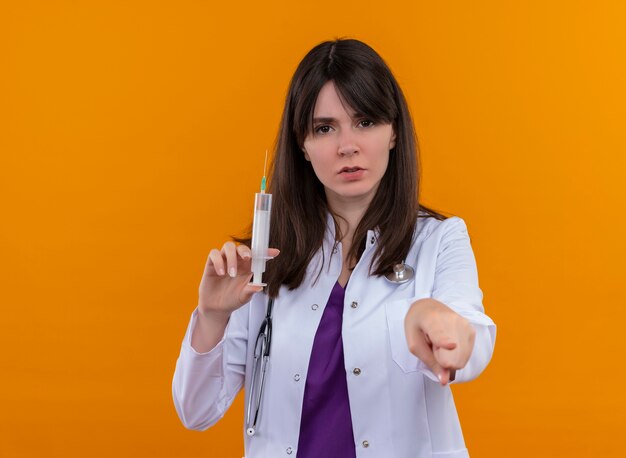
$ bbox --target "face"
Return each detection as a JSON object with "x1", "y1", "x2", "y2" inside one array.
[{"x1": 302, "y1": 81, "x2": 396, "y2": 210}]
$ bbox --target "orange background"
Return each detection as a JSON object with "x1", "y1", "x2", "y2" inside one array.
[{"x1": 1, "y1": 1, "x2": 625, "y2": 457}]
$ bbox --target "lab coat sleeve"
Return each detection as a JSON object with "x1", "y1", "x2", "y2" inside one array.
[
  {"x1": 429, "y1": 216, "x2": 496, "y2": 384},
  {"x1": 172, "y1": 304, "x2": 249, "y2": 430}
]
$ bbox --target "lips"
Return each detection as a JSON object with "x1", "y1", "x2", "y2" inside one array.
[
  {"x1": 339, "y1": 166, "x2": 364, "y2": 174},
  {"x1": 338, "y1": 166, "x2": 366, "y2": 181}
]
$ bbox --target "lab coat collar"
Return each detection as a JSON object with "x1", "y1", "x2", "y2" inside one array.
[{"x1": 324, "y1": 212, "x2": 380, "y2": 248}]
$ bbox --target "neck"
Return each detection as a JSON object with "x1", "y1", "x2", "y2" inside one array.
[{"x1": 327, "y1": 196, "x2": 371, "y2": 243}]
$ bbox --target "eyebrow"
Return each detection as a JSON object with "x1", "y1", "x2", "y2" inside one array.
[
  {"x1": 312, "y1": 117, "x2": 337, "y2": 124},
  {"x1": 312, "y1": 113, "x2": 364, "y2": 124}
]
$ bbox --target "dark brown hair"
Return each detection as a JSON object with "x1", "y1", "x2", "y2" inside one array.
[{"x1": 237, "y1": 38, "x2": 447, "y2": 298}]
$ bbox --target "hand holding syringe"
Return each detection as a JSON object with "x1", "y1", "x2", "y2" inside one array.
[{"x1": 193, "y1": 151, "x2": 278, "y2": 353}]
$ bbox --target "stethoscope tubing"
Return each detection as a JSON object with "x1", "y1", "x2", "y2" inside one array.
[{"x1": 246, "y1": 297, "x2": 274, "y2": 436}]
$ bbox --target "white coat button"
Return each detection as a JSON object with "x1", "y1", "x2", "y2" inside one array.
[
  {"x1": 353, "y1": 367, "x2": 362, "y2": 376},
  {"x1": 286, "y1": 446, "x2": 293, "y2": 454},
  {"x1": 311, "y1": 303, "x2": 319, "y2": 311},
  {"x1": 362, "y1": 440, "x2": 370, "y2": 448},
  {"x1": 293, "y1": 374, "x2": 301, "y2": 381},
  {"x1": 350, "y1": 301, "x2": 358, "y2": 309},
  {"x1": 370, "y1": 236, "x2": 375, "y2": 244}
]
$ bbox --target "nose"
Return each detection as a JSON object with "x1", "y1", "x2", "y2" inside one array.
[{"x1": 337, "y1": 129, "x2": 359, "y2": 157}]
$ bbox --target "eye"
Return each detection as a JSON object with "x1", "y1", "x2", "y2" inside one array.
[
  {"x1": 358, "y1": 119, "x2": 375, "y2": 128},
  {"x1": 314, "y1": 125, "x2": 333, "y2": 134}
]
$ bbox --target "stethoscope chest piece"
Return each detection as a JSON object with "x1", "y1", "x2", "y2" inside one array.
[{"x1": 385, "y1": 262, "x2": 415, "y2": 284}]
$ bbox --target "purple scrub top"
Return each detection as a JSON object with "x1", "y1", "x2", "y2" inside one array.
[{"x1": 296, "y1": 281, "x2": 356, "y2": 457}]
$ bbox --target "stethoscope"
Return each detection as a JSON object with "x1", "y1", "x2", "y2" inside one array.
[
  {"x1": 244, "y1": 261, "x2": 415, "y2": 436},
  {"x1": 384, "y1": 261, "x2": 415, "y2": 284},
  {"x1": 246, "y1": 296, "x2": 274, "y2": 437}
]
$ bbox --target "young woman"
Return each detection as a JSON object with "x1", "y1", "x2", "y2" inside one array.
[{"x1": 173, "y1": 38, "x2": 496, "y2": 458}]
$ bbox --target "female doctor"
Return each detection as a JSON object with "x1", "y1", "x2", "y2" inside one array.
[{"x1": 172, "y1": 38, "x2": 496, "y2": 457}]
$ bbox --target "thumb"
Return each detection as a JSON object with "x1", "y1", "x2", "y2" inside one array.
[
  {"x1": 429, "y1": 331, "x2": 458, "y2": 351},
  {"x1": 237, "y1": 274, "x2": 264, "y2": 305}
]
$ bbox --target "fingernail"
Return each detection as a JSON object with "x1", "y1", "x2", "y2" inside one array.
[
  {"x1": 218, "y1": 268, "x2": 225, "y2": 276},
  {"x1": 229, "y1": 267, "x2": 236, "y2": 277},
  {"x1": 437, "y1": 373, "x2": 443, "y2": 384},
  {"x1": 243, "y1": 253, "x2": 251, "y2": 259}
]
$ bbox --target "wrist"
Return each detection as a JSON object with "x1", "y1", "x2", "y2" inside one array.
[
  {"x1": 197, "y1": 306, "x2": 231, "y2": 326},
  {"x1": 191, "y1": 306, "x2": 232, "y2": 353},
  {"x1": 410, "y1": 297, "x2": 438, "y2": 315}
]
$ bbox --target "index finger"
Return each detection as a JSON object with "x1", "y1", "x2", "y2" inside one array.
[
  {"x1": 406, "y1": 329, "x2": 449, "y2": 384},
  {"x1": 236, "y1": 244, "x2": 252, "y2": 260}
]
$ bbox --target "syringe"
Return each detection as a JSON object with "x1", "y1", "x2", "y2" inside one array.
[{"x1": 249, "y1": 151, "x2": 272, "y2": 287}]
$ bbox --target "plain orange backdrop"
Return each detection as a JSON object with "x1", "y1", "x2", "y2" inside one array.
[{"x1": 1, "y1": 1, "x2": 625, "y2": 457}]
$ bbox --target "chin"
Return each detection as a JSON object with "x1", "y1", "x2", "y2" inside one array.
[{"x1": 335, "y1": 187, "x2": 377, "y2": 200}]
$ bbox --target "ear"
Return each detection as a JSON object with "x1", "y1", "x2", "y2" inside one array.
[
  {"x1": 389, "y1": 130, "x2": 397, "y2": 150},
  {"x1": 302, "y1": 147, "x2": 310, "y2": 161}
]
